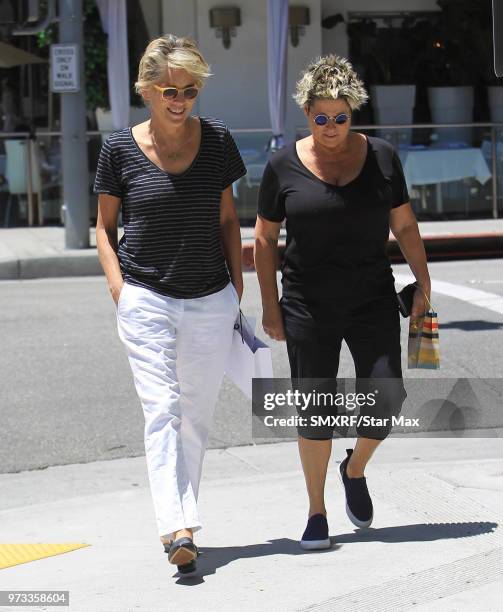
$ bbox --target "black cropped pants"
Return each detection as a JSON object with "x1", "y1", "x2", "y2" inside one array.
[{"x1": 280, "y1": 293, "x2": 407, "y2": 440}]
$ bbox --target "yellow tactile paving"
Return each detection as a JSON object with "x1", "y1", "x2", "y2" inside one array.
[{"x1": 0, "y1": 543, "x2": 90, "y2": 569}]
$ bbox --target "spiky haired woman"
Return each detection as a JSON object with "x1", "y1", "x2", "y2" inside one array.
[{"x1": 255, "y1": 54, "x2": 431, "y2": 550}]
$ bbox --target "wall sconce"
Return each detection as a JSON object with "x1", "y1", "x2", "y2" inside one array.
[
  {"x1": 321, "y1": 13, "x2": 344, "y2": 29},
  {"x1": 289, "y1": 6, "x2": 310, "y2": 47},
  {"x1": 209, "y1": 7, "x2": 241, "y2": 49}
]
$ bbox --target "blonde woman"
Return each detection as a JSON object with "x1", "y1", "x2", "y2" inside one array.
[
  {"x1": 94, "y1": 35, "x2": 245, "y2": 574},
  {"x1": 254, "y1": 55, "x2": 431, "y2": 549}
]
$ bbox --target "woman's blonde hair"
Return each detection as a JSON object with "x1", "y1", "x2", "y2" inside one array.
[
  {"x1": 135, "y1": 34, "x2": 211, "y2": 97},
  {"x1": 293, "y1": 54, "x2": 368, "y2": 111}
]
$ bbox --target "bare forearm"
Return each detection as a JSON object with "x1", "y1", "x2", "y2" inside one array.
[
  {"x1": 394, "y1": 225, "x2": 431, "y2": 291},
  {"x1": 221, "y1": 218, "x2": 243, "y2": 290},
  {"x1": 254, "y1": 237, "x2": 281, "y2": 308},
  {"x1": 96, "y1": 228, "x2": 123, "y2": 299}
]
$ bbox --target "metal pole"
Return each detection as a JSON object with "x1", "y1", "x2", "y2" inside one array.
[
  {"x1": 27, "y1": 37, "x2": 34, "y2": 130},
  {"x1": 491, "y1": 126, "x2": 499, "y2": 219},
  {"x1": 26, "y1": 139, "x2": 34, "y2": 226},
  {"x1": 59, "y1": 0, "x2": 89, "y2": 248},
  {"x1": 48, "y1": 64, "x2": 53, "y2": 131}
]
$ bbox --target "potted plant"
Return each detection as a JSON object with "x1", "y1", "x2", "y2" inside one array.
[
  {"x1": 467, "y1": 0, "x2": 503, "y2": 123},
  {"x1": 347, "y1": 16, "x2": 422, "y2": 146},
  {"x1": 418, "y1": 0, "x2": 482, "y2": 146}
]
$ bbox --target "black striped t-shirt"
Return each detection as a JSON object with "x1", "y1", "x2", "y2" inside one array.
[{"x1": 93, "y1": 116, "x2": 247, "y2": 298}]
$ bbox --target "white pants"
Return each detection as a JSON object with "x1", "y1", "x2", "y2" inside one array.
[{"x1": 116, "y1": 280, "x2": 239, "y2": 539}]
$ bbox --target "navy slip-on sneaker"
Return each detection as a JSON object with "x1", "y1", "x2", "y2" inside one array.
[
  {"x1": 339, "y1": 448, "x2": 373, "y2": 528},
  {"x1": 300, "y1": 513, "x2": 331, "y2": 550}
]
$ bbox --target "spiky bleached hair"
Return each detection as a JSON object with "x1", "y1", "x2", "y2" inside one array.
[{"x1": 293, "y1": 54, "x2": 369, "y2": 111}]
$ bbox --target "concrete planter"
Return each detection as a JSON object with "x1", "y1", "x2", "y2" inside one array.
[
  {"x1": 488, "y1": 86, "x2": 503, "y2": 123},
  {"x1": 370, "y1": 84, "x2": 416, "y2": 146},
  {"x1": 427, "y1": 86, "x2": 474, "y2": 146},
  {"x1": 95, "y1": 106, "x2": 150, "y2": 142}
]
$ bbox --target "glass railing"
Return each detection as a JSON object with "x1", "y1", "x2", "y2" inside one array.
[
  {"x1": 0, "y1": 130, "x2": 104, "y2": 228},
  {"x1": 230, "y1": 129, "x2": 272, "y2": 224},
  {"x1": 296, "y1": 123, "x2": 503, "y2": 222},
  {"x1": 1, "y1": 124, "x2": 501, "y2": 228}
]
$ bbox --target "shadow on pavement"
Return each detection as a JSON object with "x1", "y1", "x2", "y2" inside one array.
[
  {"x1": 440, "y1": 320, "x2": 503, "y2": 331},
  {"x1": 173, "y1": 538, "x2": 335, "y2": 583},
  {"x1": 334, "y1": 521, "x2": 498, "y2": 543},
  {"x1": 172, "y1": 521, "x2": 497, "y2": 583}
]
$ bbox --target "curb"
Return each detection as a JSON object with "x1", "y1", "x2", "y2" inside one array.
[
  {"x1": 242, "y1": 233, "x2": 503, "y2": 271},
  {"x1": 0, "y1": 254, "x2": 102, "y2": 280},
  {"x1": 1, "y1": 234, "x2": 502, "y2": 280},
  {"x1": 387, "y1": 232, "x2": 503, "y2": 263}
]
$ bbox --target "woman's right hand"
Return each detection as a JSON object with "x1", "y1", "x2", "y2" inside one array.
[
  {"x1": 111, "y1": 283, "x2": 124, "y2": 307},
  {"x1": 262, "y1": 303, "x2": 286, "y2": 341}
]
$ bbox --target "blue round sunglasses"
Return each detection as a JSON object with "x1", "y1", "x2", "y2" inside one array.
[{"x1": 314, "y1": 113, "x2": 350, "y2": 126}]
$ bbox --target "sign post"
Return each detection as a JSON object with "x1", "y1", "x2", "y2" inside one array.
[{"x1": 55, "y1": 0, "x2": 89, "y2": 249}]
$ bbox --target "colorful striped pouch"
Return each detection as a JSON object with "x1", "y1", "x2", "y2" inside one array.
[{"x1": 407, "y1": 291, "x2": 440, "y2": 370}]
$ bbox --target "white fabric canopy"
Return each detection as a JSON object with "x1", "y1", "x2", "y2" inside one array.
[
  {"x1": 96, "y1": 0, "x2": 130, "y2": 130},
  {"x1": 267, "y1": 0, "x2": 288, "y2": 150}
]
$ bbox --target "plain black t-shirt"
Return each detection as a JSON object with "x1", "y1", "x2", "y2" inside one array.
[{"x1": 257, "y1": 135, "x2": 409, "y2": 305}]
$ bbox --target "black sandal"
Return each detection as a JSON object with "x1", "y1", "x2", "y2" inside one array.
[{"x1": 163, "y1": 537, "x2": 198, "y2": 574}]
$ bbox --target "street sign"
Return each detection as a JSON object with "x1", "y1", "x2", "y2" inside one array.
[
  {"x1": 50, "y1": 43, "x2": 80, "y2": 92},
  {"x1": 493, "y1": 0, "x2": 503, "y2": 77}
]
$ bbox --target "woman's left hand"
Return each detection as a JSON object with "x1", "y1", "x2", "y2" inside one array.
[
  {"x1": 411, "y1": 287, "x2": 429, "y2": 318},
  {"x1": 232, "y1": 279, "x2": 243, "y2": 303}
]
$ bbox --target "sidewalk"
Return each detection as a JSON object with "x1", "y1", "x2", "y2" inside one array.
[
  {"x1": 1, "y1": 219, "x2": 503, "y2": 280},
  {"x1": 1, "y1": 437, "x2": 502, "y2": 611}
]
